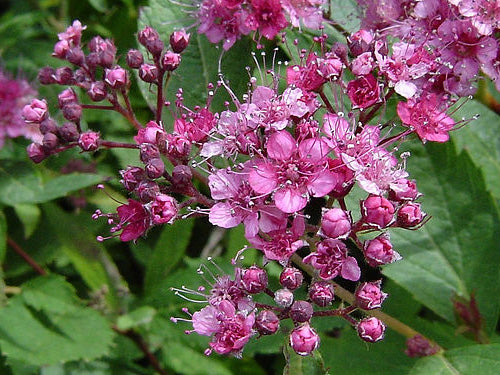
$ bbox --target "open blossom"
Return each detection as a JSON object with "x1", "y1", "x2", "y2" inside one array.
[
  {"x1": 115, "y1": 199, "x2": 151, "y2": 242},
  {"x1": 248, "y1": 130, "x2": 336, "y2": 213}
]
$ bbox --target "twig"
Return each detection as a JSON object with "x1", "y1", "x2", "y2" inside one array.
[{"x1": 7, "y1": 237, "x2": 47, "y2": 276}]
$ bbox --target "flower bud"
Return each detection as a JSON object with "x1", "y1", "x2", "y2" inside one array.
[
  {"x1": 255, "y1": 310, "x2": 280, "y2": 335},
  {"x1": 139, "y1": 64, "x2": 159, "y2": 83},
  {"x1": 166, "y1": 133, "x2": 191, "y2": 159},
  {"x1": 22, "y1": 99, "x2": 48, "y2": 123},
  {"x1": 88, "y1": 81, "x2": 107, "y2": 102},
  {"x1": 361, "y1": 195, "x2": 395, "y2": 228},
  {"x1": 290, "y1": 301, "x2": 313, "y2": 323},
  {"x1": 39, "y1": 118, "x2": 58, "y2": 135},
  {"x1": 357, "y1": 317, "x2": 385, "y2": 343},
  {"x1": 279, "y1": 267, "x2": 303, "y2": 290},
  {"x1": 355, "y1": 280, "x2": 388, "y2": 310},
  {"x1": 58, "y1": 88, "x2": 78, "y2": 108},
  {"x1": 170, "y1": 30, "x2": 190, "y2": 53},
  {"x1": 78, "y1": 131, "x2": 100, "y2": 151},
  {"x1": 58, "y1": 122, "x2": 79, "y2": 142},
  {"x1": 389, "y1": 178, "x2": 419, "y2": 202},
  {"x1": 105, "y1": 67, "x2": 128, "y2": 89},
  {"x1": 42, "y1": 132, "x2": 59, "y2": 151},
  {"x1": 145, "y1": 158, "x2": 165, "y2": 179},
  {"x1": 140, "y1": 143, "x2": 161, "y2": 163},
  {"x1": 126, "y1": 49, "x2": 144, "y2": 69},
  {"x1": 309, "y1": 281, "x2": 335, "y2": 307},
  {"x1": 320, "y1": 208, "x2": 351, "y2": 239},
  {"x1": 27, "y1": 143, "x2": 48, "y2": 163},
  {"x1": 66, "y1": 47, "x2": 85, "y2": 65},
  {"x1": 397, "y1": 203, "x2": 425, "y2": 228},
  {"x1": 53, "y1": 39, "x2": 70, "y2": 59},
  {"x1": 120, "y1": 166, "x2": 146, "y2": 191},
  {"x1": 86, "y1": 52, "x2": 100, "y2": 68},
  {"x1": 136, "y1": 180, "x2": 160, "y2": 202},
  {"x1": 38, "y1": 67, "x2": 57, "y2": 85},
  {"x1": 62, "y1": 103, "x2": 82, "y2": 122},
  {"x1": 290, "y1": 323, "x2": 320, "y2": 356},
  {"x1": 241, "y1": 266, "x2": 268, "y2": 294},
  {"x1": 363, "y1": 234, "x2": 401, "y2": 267},
  {"x1": 162, "y1": 51, "x2": 181, "y2": 71},
  {"x1": 54, "y1": 67, "x2": 74, "y2": 85},
  {"x1": 138, "y1": 26, "x2": 161, "y2": 50},
  {"x1": 405, "y1": 335, "x2": 439, "y2": 358},
  {"x1": 171, "y1": 165, "x2": 192, "y2": 189},
  {"x1": 274, "y1": 288, "x2": 294, "y2": 308},
  {"x1": 150, "y1": 193, "x2": 177, "y2": 224}
]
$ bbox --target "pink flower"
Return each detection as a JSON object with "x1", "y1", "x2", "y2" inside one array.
[
  {"x1": 354, "y1": 280, "x2": 388, "y2": 310},
  {"x1": 57, "y1": 20, "x2": 86, "y2": 46},
  {"x1": 361, "y1": 195, "x2": 395, "y2": 228},
  {"x1": 347, "y1": 74, "x2": 380, "y2": 109},
  {"x1": 116, "y1": 199, "x2": 151, "y2": 242},
  {"x1": 249, "y1": 0, "x2": 288, "y2": 40},
  {"x1": 363, "y1": 233, "x2": 401, "y2": 267},
  {"x1": 134, "y1": 121, "x2": 165, "y2": 145},
  {"x1": 281, "y1": 0, "x2": 325, "y2": 29},
  {"x1": 289, "y1": 323, "x2": 320, "y2": 356},
  {"x1": 248, "y1": 130, "x2": 335, "y2": 213},
  {"x1": 303, "y1": 239, "x2": 360, "y2": 281},
  {"x1": 149, "y1": 194, "x2": 178, "y2": 224},
  {"x1": 174, "y1": 108, "x2": 216, "y2": 143}
]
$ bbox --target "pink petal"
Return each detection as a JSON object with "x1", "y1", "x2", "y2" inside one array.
[
  {"x1": 209, "y1": 202, "x2": 242, "y2": 228},
  {"x1": 307, "y1": 171, "x2": 336, "y2": 197},
  {"x1": 341, "y1": 256, "x2": 361, "y2": 281},
  {"x1": 298, "y1": 137, "x2": 330, "y2": 163},
  {"x1": 249, "y1": 162, "x2": 278, "y2": 194},
  {"x1": 274, "y1": 187, "x2": 308, "y2": 213},
  {"x1": 267, "y1": 131, "x2": 296, "y2": 161}
]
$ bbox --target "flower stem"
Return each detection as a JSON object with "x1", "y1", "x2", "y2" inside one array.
[{"x1": 7, "y1": 237, "x2": 47, "y2": 276}]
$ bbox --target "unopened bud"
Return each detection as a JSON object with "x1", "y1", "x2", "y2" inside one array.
[
  {"x1": 279, "y1": 267, "x2": 303, "y2": 290},
  {"x1": 39, "y1": 118, "x2": 58, "y2": 135},
  {"x1": 171, "y1": 165, "x2": 192, "y2": 189},
  {"x1": 120, "y1": 166, "x2": 146, "y2": 191},
  {"x1": 255, "y1": 310, "x2": 280, "y2": 335},
  {"x1": 38, "y1": 67, "x2": 57, "y2": 85},
  {"x1": 62, "y1": 103, "x2": 82, "y2": 122},
  {"x1": 170, "y1": 30, "x2": 190, "y2": 53},
  {"x1": 274, "y1": 288, "x2": 294, "y2": 308},
  {"x1": 389, "y1": 178, "x2": 419, "y2": 202},
  {"x1": 357, "y1": 317, "x2": 385, "y2": 343},
  {"x1": 361, "y1": 195, "x2": 395, "y2": 228},
  {"x1": 162, "y1": 51, "x2": 181, "y2": 71},
  {"x1": 58, "y1": 122, "x2": 79, "y2": 142},
  {"x1": 405, "y1": 335, "x2": 439, "y2": 358},
  {"x1": 42, "y1": 132, "x2": 59, "y2": 151},
  {"x1": 105, "y1": 67, "x2": 128, "y2": 89},
  {"x1": 309, "y1": 281, "x2": 335, "y2": 307},
  {"x1": 27, "y1": 143, "x2": 48, "y2": 163},
  {"x1": 140, "y1": 143, "x2": 160, "y2": 163},
  {"x1": 138, "y1": 26, "x2": 160, "y2": 47},
  {"x1": 147, "y1": 39, "x2": 165, "y2": 57},
  {"x1": 88, "y1": 81, "x2": 107, "y2": 102},
  {"x1": 58, "y1": 88, "x2": 78, "y2": 108},
  {"x1": 136, "y1": 180, "x2": 160, "y2": 202},
  {"x1": 78, "y1": 131, "x2": 100, "y2": 151},
  {"x1": 54, "y1": 67, "x2": 74, "y2": 85},
  {"x1": 241, "y1": 266, "x2": 268, "y2": 294},
  {"x1": 290, "y1": 323, "x2": 320, "y2": 356},
  {"x1": 139, "y1": 64, "x2": 159, "y2": 83},
  {"x1": 320, "y1": 208, "x2": 351, "y2": 239},
  {"x1": 22, "y1": 99, "x2": 48, "y2": 123},
  {"x1": 355, "y1": 280, "x2": 387, "y2": 310},
  {"x1": 363, "y1": 234, "x2": 401, "y2": 267},
  {"x1": 53, "y1": 39, "x2": 70, "y2": 59},
  {"x1": 145, "y1": 158, "x2": 165, "y2": 179},
  {"x1": 397, "y1": 203, "x2": 425, "y2": 228},
  {"x1": 150, "y1": 194, "x2": 177, "y2": 224},
  {"x1": 66, "y1": 47, "x2": 85, "y2": 65},
  {"x1": 290, "y1": 301, "x2": 313, "y2": 323},
  {"x1": 127, "y1": 49, "x2": 144, "y2": 68}
]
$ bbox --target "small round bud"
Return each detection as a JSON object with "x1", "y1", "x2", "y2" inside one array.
[
  {"x1": 53, "y1": 39, "x2": 70, "y2": 59},
  {"x1": 309, "y1": 281, "x2": 335, "y2": 307},
  {"x1": 389, "y1": 178, "x2": 419, "y2": 202},
  {"x1": 357, "y1": 317, "x2": 385, "y2": 343},
  {"x1": 354, "y1": 280, "x2": 388, "y2": 310},
  {"x1": 86, "y1": 52, "x2": 100, "y2": 68},
  {"x1": 126, "y1": 49, "x2": 144, "y2": 69},
  {"x1": 105, "y1": 67, "x2": 128, "y2": 89},
  {"x1": 147, "y1": 39, "x2": 165, "y2": 56},
  {"x1": 22, "y1": 99, "x2": 48, "y2": 123},
  {"x1": 62, "y1": 103, "x2": 82, "y2": 122},
  {"x1": 27, "y1": 143, "x2": 48, "y2": 163},
  {"x1": 361, "y1": 195, "x2": 395, "y2": 228},
  {"x1": 279, "y1": 267, "x2": 303, "y2": 290},
  {"x1": 162, "y1": 51, "x2": 181, "y2": 71},
  {"x1": 150, "y1": 194, "x2": 177, "y2": 224},
  {"x1": 140, "y1": 143, "x2": 161, "y2": 163},
  {"x1": 66, "y1": 47, "x2": 85, "y2": 65},
  {"x1": 165, "y1": 133, "x2": 191, "y2": 159},
  {"x1": 39, "y1": 118, "x2": 58, "y2": 135},
  {"x1": 38, "y1": 67, "x2": 57, "y2": 85},
  {"x1": 170, "y1": 30, "x2": 190, "y2": 53},
  {"x1": 139, "y1": 64, "x2": 159, "y2": 83},
  {"x1": 138, "y1": 26, "x2": 160, "y2": 45},
  {"x1": 136, "y1": 180, "x2": 160, "y2": 202},
  {"x1": 88, "y1": 81, "x2": 107, "y2": 102},
  {"x1": 397, "y1": 203, "x2": 425, "y2": 228},
  {"x1": 363, "y1": 234, "x2": 401, "y2": 267},
  {"x1": 120, "y1": 166, "x2": 146, "y2": 191},
  {"x1": 321, "y1": 208, "x2": 351, "y2": 239},
  {"x1": 290, "y1": 301, "x2": 313, "y2": 323},
  {"x1": 405, "y1": 335, "x2": 439, "y2": 358},
  {"x1": 58, "y1": 88, "x2": 78, "y2": 108},
  {"x1": 290, "y1": 323, "x2": 320, "y2": 356},
  {"x1": 145, "y1": 158, "x2": 165, "y2": 179},
  {"x1": 274, "y1": 288, "x2": 294, "y2": 308},
  {"x1": 255, "y1": 310, "x2": 280, "y2": 335},
  {"x1": 54, "y1": 67, "x2": 74, "y2": 85},
  {"x1": 78, "y1": 131, "x2": 100, "y2": 152},
  {"x1": 42, "y1": 133, "x2": 59, "y2": 151},
  {"x1": 171, "y1": 165, "x2": 192, "y2": 189},
  {"x1": 241, "y1": 266, "x2": 268, "y2": 294},
  {"x1": 58, "y1": 122, "x2": 79, "y2": 142}
]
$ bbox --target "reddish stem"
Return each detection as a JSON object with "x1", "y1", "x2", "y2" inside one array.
[
  {"x1": 99, "y1": 140, "x2": 140, "y2": 149},
  {"x1": 7, "y1": 237, "x2": 46, "y2": 276}
]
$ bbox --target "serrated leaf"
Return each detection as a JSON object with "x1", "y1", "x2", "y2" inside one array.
[
  {"x1": 383, "y1": 141, "x2": 500, "y2": 333},
  {"x1": 116, "y1": 306, "x2": 157, "y2": 331},
  {"x1": 0, "y1": 160, "x2": 104, "y2": 205},
  {"x1": 0, "y1": 276, "x2": 115, "y2": 366},
  {"x1": 409, "y1": 344, "x2": 500, "y2": 375},
  {"x1": 144, "y1": 219, "x2": 194, "y2": 294},
  {"x1": 13, "y1": 204, "x2": 40, "y2": 239}
]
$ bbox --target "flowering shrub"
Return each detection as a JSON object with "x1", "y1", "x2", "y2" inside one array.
[{"x1": 0, "y1": 0, "x2": 500, "y2": 374}]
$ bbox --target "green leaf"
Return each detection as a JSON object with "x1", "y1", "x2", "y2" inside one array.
[
  {"x1": 41, "y1": 358, "x2": 153, "y2": 375},
  {"x1": 283, "y1": 340, "x2": 329, "y2": 375},
  {"x1": 0, "y1": 275, "x2": 115, "y2": 366},
  {"x1": 409, "y1": 344, "x2": 500, "y2": 375},
  {"x1": 116, "y1": 306, "x2": 157, "y2": 331},
  {"x1": 13, "y1": 204, "x2": 40, "y2": 239},
  {"x1": 0, "y1": 160, "x2": 104, "y2": 205},
  {"x1": 0, "y1": 211, "x2": 6, "y2": 263},
  {"x1": 383, "y1": 141, "x2": 500, "y2": 333},
  {"x1": 88, "y1": 0, "x2": 108, "y2": 12},
  {"x1": 144, "y1": 219, "x2": 194, "y2": 294},
  {"x1": 137, "y1": 0, "x2": 254, "y2": 116},
  {"x1": 451, "y1": 100, "x2": 500, "y2": 203}
]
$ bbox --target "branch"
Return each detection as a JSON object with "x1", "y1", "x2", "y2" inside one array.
[{"x1": 7, "y1": 237, "x2": 47, "y2": 276}]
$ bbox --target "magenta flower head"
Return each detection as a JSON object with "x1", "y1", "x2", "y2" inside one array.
[
  {"x1": 139, "y1": 64, "x2": 159, "y2": 83},
  {"x1": 22, "y1": 99, "x2": 48, "y2": 123},
  {"x1": 347, "y1": 74, "x2": 380, "y2": 109},
  {"x1": 361, "y1": 195, "x2": 395, "y2": 228},
  {"x1": 274, "y1": 288, "x2": 294, "y2": 308},
  {"x1": 290, "y1": 323, "x2": 320, "y2": 356},
  {"x1": 397, "y1": 202, "x2": 425, "y2": 228},
  {"x1": 241, "y1": 266, "x2": 268, "y2": 294},
  {"x1": 162, "y1": 51, "x2": 182, "y2": 71},
  {"x1": 135, "y1": 121, "x2": 165, "y2": 145},
  {"x1": 355, "y1": 280, "x2": 388, "y2": 310},
  {"x1": 255, "y1": 310, "x2": 280, "y2": 335},
  {"x1": 303, "y1": 239, "x2": 360, "y2": 281},
  {"x1": 149, "y1": 194, "x2": 177, "y2": 225},
  {"x1": 78, "y1": 131, "x2": 100, "y2": 152},
  {"x1": 88, "y1": 81, "x2": 107, "y2": 102},
  {"x1": 279, "y1": 267, "x2": 303, "y2": 290},
  {"x1": 320, "y1": 208, "x2": 351, "y2": 239},
  {"x1": 126, "y1": 49, "x2": 144, "y2": 69},
  {"x1": 363, "y1": 233, "x2": 402, "y2": 267},
  {"x1": 116, "y1": 199, "x2": 151, "y2": 242},
  {"x1": 105, "y1": 67, "x2": 128, "y2": 89},
  {"x1": 170, "y1": 30, "x2": 190, "y2": 53},
  {"x1": 357, "y1": 317, "x2": 385, "y2": 343},
  {"x1": 309, "y1": 281, "x2": 335, "y2": 307},
  {"x1": 290, "y1": 300, "x2": 314, "y2": 323}
]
